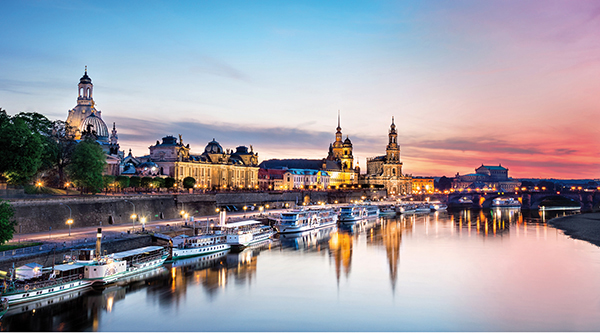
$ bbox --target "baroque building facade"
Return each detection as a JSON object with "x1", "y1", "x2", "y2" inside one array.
[
  {"x1": 360, "y1": 117, "x2": 412, "y2": 195},
  {"x1": 142, "y1": 135, "x2": 259, "y2": 189},
  {"x1": 260, "y1": 112, "x2": 358, "y2": 187},
  {"x1": 65, "y1": 68, "x2": 122, "y2": 176},
  {"x1": 452, "y1": 164, "x2": 520, "y2": 192}
]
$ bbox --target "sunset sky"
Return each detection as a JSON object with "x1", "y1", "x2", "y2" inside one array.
[{"x1": 1, "y1": 1, "x2": 599, "y2": 179}]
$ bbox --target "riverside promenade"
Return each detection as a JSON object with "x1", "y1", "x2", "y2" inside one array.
[{"x1": 550, "y1": 212, "x2": 600, "y2": 247}]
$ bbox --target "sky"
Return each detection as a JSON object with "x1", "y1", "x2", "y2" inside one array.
[{"x1": 1, "y1": 0, "x2": 599, "y2": 179}]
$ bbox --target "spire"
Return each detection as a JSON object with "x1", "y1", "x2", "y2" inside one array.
[
  {"x1": 336, "y1": 110, "x2": 341, "y2": 132},
  {"x1": 392, "y1": 116, "x2": 394, "y2": 125},
  {"x1": 85, "y1": 65, "x2": 87, "y2": 75}
]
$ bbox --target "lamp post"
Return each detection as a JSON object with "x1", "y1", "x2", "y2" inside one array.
[
  {"x1": 124, "y1": 200, "x2": 136, "y2": 230},
  {"x1": 60, "y1": 203, "x2": 73, "y2": 237}
]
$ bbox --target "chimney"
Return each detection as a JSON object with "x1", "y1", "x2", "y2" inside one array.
[{"x1": 96, "y1": 228, "x2": 102, "y2": 259}]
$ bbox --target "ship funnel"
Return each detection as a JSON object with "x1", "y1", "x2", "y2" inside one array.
[
  {"x1": 219, "y1": 210, "x2": 226, "y2": 227},
  {"x1": 96, "y1": 228, "x2": 102, "y2": 258}
]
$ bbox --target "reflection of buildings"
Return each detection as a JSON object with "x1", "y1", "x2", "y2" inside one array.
[
  {"x1": 328, "y1": 231, "x2": 354, "y2": 285},
  {"x1": 367, "y1": 218, "x2": 407, "y2": 291},
  {"x1": 361, "y1": 118, "x2": 412, "y2": 195},
  {"x1": 448, "y1": 209, "x2": 514, "y2": 237}
]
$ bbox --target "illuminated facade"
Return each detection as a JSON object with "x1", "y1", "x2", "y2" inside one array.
[
  {"x1": 146, "y1": 135, "x2": 259, "y2": 189},
  {"x1": 361, "y1": 117, "x2": 412, "y2": 195},
  {"x1": 412, "y1": 177, "x2": 435, "y2": 193},
  {"x1": 452, "y1": 164, "x2": 520, "y2": 192}
]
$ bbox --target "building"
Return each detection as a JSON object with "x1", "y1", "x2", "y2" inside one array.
[
  {"x1": 452, "y1": 164, "x2": 521, "y2": 192},
  {"x1": 258, "y1": 168, "x2": 286, "y2": 190},
  {"x1": 361, "y1": 117, "x2": 412, "y2": 195},
  {"x1": 259, "y1": 112, "x2": 358, "y2": 188},
  {"x1": 282, "y1": 169, "x2": 330, "y2": 190},
  {"x1": 143, "y1": 135, "x2": 259, "y2": 189},
  {"x1": 412, "y1": 177, "x2": 435, "y2": 194},
  {"x1": 65, "y1": 68, "x2": 122, "y2": 175}
]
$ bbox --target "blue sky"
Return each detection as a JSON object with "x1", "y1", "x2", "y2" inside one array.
[{"x1": 1, "y1": 0, "x2": 599, "y2": 178}]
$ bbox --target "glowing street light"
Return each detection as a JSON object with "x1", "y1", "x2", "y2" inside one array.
[
  {"x1": 140, "y1": 217, "x2": 147, "y2": 231},
  {"x1": 124, "y1": 200, "x2": 136, "y2": 230},
  {"x1": 59, "y1": 203, "x2": 73, "y2": 236}
]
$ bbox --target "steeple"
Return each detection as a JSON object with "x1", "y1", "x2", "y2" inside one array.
[{"x1": 337, "y1": 110, "x2": 341, "y2": 132}]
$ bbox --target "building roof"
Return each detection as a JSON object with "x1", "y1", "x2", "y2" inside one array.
[
  {"x1": 259, "y1": 159, "x2": 341, "y2": 171},
  {"x1": 479, "y1": 164, "x2": 507, "y2": 171},
  {"x1": 81, "y1": 113, "x2": 109, "y2": 140},
  {"x1": 204, "y1": 139, "x2": 223, "y2": 154}
]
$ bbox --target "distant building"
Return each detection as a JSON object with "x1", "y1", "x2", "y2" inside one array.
[
  {"x1": 258, "y1": 168, "x2": 286, "y2": 190},
  {"x1": 259, "y1": 112, "x2": 358, "y2": 187},
  {"x1": 360, "y1": 117, "x2": 412, "y2": 195},
  {"x1": 412, "y1": 177, "x2": 434, "y2": 194},
  {"x1": 143, "y1": 135, "x2": 259, "y2": 189},
  {"x1": 452, "y1": 164, "x2": 520, "y2": 191},
  {"x1": 65, "y1": 68, "x2": 122, "y2": 176},
  {"x1": 282, "y1": 169, "x2": 330, "y2": 190}
]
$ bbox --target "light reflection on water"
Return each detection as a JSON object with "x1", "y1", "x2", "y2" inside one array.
[{"x1": 2, "y1": 209, "x2": 600, "y2": 332}]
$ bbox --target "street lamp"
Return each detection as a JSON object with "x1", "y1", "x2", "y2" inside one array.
[
  {"x1": 124, "y1": 200, "x2": 136, "y2": 230},
  {"x1": 140, "y1": 217, "x2": 146, "y2": 231},
  {"x1": 59, "y1": 203, "x2": 73, "y2": 236}
]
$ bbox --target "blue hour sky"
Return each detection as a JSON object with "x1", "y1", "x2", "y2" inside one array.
[{"x1": 1, "y1": 0, "x2": 599, "y2": 178}]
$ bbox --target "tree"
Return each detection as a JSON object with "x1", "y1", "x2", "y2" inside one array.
[
  {"x1": 141, "y1": 176, "x2": 153, "y2": 189},
  {"x1": 164, "y1": 177, "x2": 176, "y2": 189},
  {"x1": 102, "y1": 175, "x2": 116, "y2": 192},
  {"x1": 521, "y1": 181, "x2": 535, "y2": 188},
  {"x1": 537, "y1": 180, "x2": 555, "y2": 191},
  {"x1": 0, "y1": 110, "x2": 43, "y2": 184},
  {"x1": 116, "y1": 176, "x2": 130, "y2": 190},
  {"x1": 183, "y1": 177, "x2": 196, "y2": 189},
  {"x1": 436, "y1": 176, "x2": 453, "y2": 191},
  {"x1": 153, "y1": 177, "x2": 165, "y2": 188},
  {"x1": 129, "y1": 176, "x2": 141, "y2": 189},
  {"x1": 68, "y1": 136, "x2": 106, "y2": 193},
  {"x1": 0, "y1": 200, "x2": 16, "y2": 245}
]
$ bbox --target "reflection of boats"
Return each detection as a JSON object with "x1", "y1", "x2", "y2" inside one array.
[
  {"x1": 3, "y1": 285, "x2": 88, "y2": 316},
  {"x1": 1, "y1": 263, "x2": 92, "y2": 305},
  {"x1": 72, "y1": 246, "x2": 168, "y2": 285},
  {"x1": 276, "y1": 208, "x2": 337, "y2": 233},
  {"x1": 539, "y1": 206, "x2": 580, "y2": 211},
  {"x1": 222, "y1": 220, "x2": 275, "y2": 249},
  {"x1": 171, "y1": 234, "x2": 230, "y2": 260},
  {"x1": 492, "y1": 197, "x2": 521, "y2": 208},
  {"x1": 458, "y1": 197, "x2": 473, "y2": 205},
  {"x1": 339, "y1": 204, "x2": 379, "y2": 223},
  {"x1": 378, "y1": 204, "x2": 397, "y2": 216},
  {"x1": 279, "y1": 225, "x2": 338, "y2": 250},
  {"x1": 169, "y1": 250, "x2": 228, "y2": 269}
]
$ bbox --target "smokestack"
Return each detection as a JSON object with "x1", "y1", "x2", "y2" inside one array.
[
  {"x1": 219, "y1": 210, "x2": 226, "y2": 227},
  {"x1": 96, "y1": 228, "x2": 102, "y2": 259}
]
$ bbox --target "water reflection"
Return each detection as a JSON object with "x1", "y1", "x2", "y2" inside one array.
[{"x1": 1, "y1": 209, "x2": 597, "y2": 332}]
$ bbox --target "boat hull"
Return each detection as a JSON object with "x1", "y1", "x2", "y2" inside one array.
[
  {"x1": 171, "y1": 244, "x2": 230, "y2": 260},
  {"x1": 2, "y1": 279, "x2": 92, "y2": 305}
]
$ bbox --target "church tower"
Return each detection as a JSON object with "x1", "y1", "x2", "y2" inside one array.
[
  {"x1": 66, "y1": 67, "x2": 107, "y2": 140},
  {"x1": 383, "y1": 117, "x2": 402, "y2": 177}
]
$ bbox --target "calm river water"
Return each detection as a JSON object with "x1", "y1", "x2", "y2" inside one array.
[{"x1": 2, "y1": 209, "x2": 600, "y2": 332}]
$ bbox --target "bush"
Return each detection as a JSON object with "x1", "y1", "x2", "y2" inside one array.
[
  {"x1": 141, "y1": 177, "x2": 153, "y2": 188},
  {"x1": 116, "y1": 176, "x2": 130, "y2": 189},
  {"x1": 129, "y1": 176, "x2": 141, "y2": 189},
  {"x1": 164, "y1": 177, "x2": 176, "y2": 189}
]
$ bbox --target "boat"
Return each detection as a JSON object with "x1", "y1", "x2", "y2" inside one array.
[
  {"x1": 398, "y1": 204, "x2": 416, "y2": 214},
  {"x1": 171, "y1": 234, "x2": 230, "y2": 260},
  {"x1": 0, "y1": 263, "x2": 92, "y2": 305},
  {"x1": 221, "y1": 220, "x2": 275, "y2": 250},
  {"x1": 491, "y1": 197, "x2": 521, "y2": 208},
  {"x1": 338, "y1": 204, "x2": 380, "y2": 224},
  {"x1": 429, "y1": 202, "x2": 448, "y2": 211},
  {"x1": 415, "y1": 204, "x2": 432, "y2": 213},
  {"x1": 0, "y1": 297, "x2": 8, "y2": 318},
  {"x1": 276, "y1": 207, "x2": 338, "y2": 233},
  {"x1": 71, "y1": 246, "x2": 169, "y2": 285},
  {"x1": 378, "y1": 204, "x2": 398, "y2": 216}
]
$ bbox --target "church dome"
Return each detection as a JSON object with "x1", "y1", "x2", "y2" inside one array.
[
  {"x1": 80, "y1": 113, "x2": 109, "y2": 141},
  {"x1": 204, "y1": 138, "x2": 223, "y2": 154},
  {"x1": 343, "y1": 137, "x2": 352, "y2": 146},
  {"x1": 80, "y1": 70, "x2": 92, "y2": 84}
]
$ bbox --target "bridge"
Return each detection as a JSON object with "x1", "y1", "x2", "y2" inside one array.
[{"x1": 446, "y1": 190, "x2": 600, "y2": 211}]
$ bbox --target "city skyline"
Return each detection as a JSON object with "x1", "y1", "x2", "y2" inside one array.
[{"x1": 1, "y1": 1, "x2": 599, "y2": 179}]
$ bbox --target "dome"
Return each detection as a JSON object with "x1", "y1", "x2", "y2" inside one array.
[
  {"x1": 343, "y1": 137, "x2": 352, "y2": 145},
  {"x1": 80, "y1": 113, "x2": 109, "y2": 141},
  {"x1": 204, "y1": 138, "x2": 223, "y2": 154},
  {"x1": 79, "y1": 70, "x2": 92, "y2": 84}
]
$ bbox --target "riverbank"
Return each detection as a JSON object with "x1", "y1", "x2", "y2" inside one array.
[{"x1": 549, "y1": 212, "x2": 600, "y2": 247}]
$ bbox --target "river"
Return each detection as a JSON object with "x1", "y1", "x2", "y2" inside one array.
[{"x1": 2, "y1": 209, "x2": 600, "y2": 331}]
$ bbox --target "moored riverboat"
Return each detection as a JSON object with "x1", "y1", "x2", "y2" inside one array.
[
  {"x1": 338, "y1": 204, "x2": 379, "y2": 224},
  {"x1": 71, "y1": 246, "x2": 168, "y2": 286},
  {"x1": 429, "y1": 202, "x2": 448, "y2": 211},
  {"x1": 491, "y1": 197, "x2": 521, "y2": 208},
  {"x1": 0, "y1": 263, "x2": 92, "y2": 305},
  {"x1": 378, "y1": 204, "x2": 398, "y2": 216},
  {"x1": 276, "y1": 207, "x2": 338, "y2": 233},
  {"x1": 222, "y1": 220, "x2": 275, "y2": 250},
  {"x1": 171, "y1": 234, "x2": 230, "y2": 260}
]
